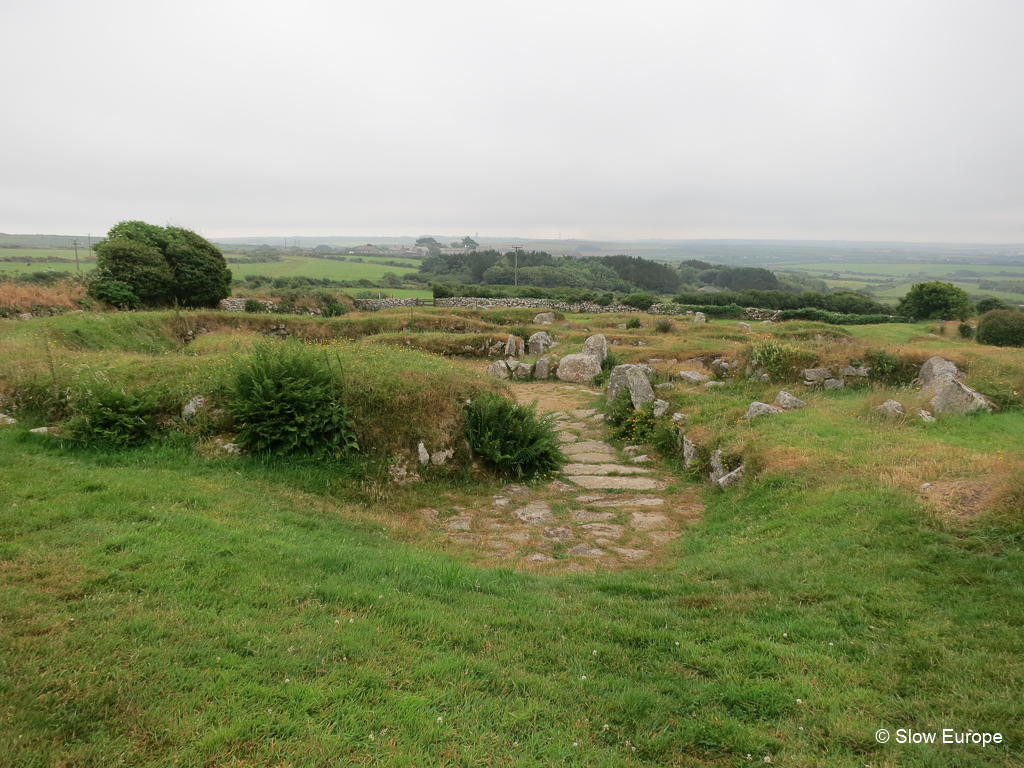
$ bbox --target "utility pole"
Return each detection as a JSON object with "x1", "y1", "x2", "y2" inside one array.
[
  {"x1": 512, "y1": 245, "x2": 522, "y2": 286},
  {"x1": 70, "y1": 239, "x2": 82, "y2": 272}
]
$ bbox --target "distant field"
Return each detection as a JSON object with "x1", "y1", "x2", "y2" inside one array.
[
  {"x1": 787, "y1": 261, "x2": 1024, "y2": 278},
  {"x1": 229, "y1": 255, "x2": 420, "y2": 281},
  {"x1": 872, "y1": 282, "x2": 1024, "y2": 303}
]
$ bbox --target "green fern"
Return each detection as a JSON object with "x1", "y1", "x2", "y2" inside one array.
[{"x1": 464, "y1": 393, "x2": 566, "y2": 480}]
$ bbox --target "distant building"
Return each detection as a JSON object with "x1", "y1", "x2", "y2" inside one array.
[
  {"x1": 698, "y1": 286, "x2": 721, "y2": 293},
  {"x1": 353, "y1": 245, "x2": 382, "y2": 254}
]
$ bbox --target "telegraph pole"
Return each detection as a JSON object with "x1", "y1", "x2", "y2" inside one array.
[
  {"x1": 70, "y1": 239, "x2": 82, "y2": 272},
  {"x1": 512, "y1": 245, "x2": 522, "y2": 286}
]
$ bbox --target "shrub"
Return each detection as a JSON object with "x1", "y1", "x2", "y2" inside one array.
[
  {"x1": 321, "y1": 298, "x2": 348, "y2": 317},
  {"x1": 229, "y1": 341, "x2": 358, "y2": 458},
  {"x1": 90, "y1": 278, "x2": 141, "y2": 310},
  {"x1": 976, "y1": 310, "x2": 1024, "y2": 347},
  {"x1": 865, "y1": 349, "x2": 918, "y2": 384},
  {"x1": 92, "y1": 221, "x2": 231, "y2": 308},
  {"x1": 654, "y1": 318, "x2": 674, "y2": 333},
  {"x1": 595, "y1": 292, "x2": 614, "y2": 307},
  {"x1": 622, "y1": 292, "x2": 656, "y2": 311},
  {"x1": 64, "y1": 383, "x2": 159, "y2": 447},
  {"x1": 604, "y1": 390, "x2": 658, "y2": 443},
  {"x1": 244, "y1": 299, "x2": 263, "y2": 313},
  {"x1": 463, "y1": 392, "x2": 565, "y2": 480},
  {"x1": 897, "y1": 281, "x2": 974, "y2": 321},
  {"x1": 593, "y1": 351, "x2": 622, "y2": 388},
  {"x1": 958, "y1": 322, "x2": 974, "y2": 340},
  {"x1": 625, "y1": 317, "x2": 642, "y2": 329},
  {"x1": 750, "y1": 339, "x2": 803, "y2": 381},
  {"x1": 976, "y1": 297, "x2": 1010, "y2": 315}
]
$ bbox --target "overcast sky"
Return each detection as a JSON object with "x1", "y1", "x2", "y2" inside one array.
[{"x1": 3, "y1": 0, "x2": 1023, "y2": 243}]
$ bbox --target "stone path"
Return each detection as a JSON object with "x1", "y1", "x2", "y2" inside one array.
[{"x1": 420, "y1": 381, "x2": 704, "y2": 571}]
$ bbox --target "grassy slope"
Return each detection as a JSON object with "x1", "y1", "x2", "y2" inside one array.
[{"x1": 1, "y1": 312, "x2": 1023, "y2": 766}]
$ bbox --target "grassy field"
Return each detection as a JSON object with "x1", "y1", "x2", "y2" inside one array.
[
  {"x1": 1, "y1": 310, "x2": 1022, "y2": 766},
  {"x1": 775, "y1": 261, "x2": 1024, "y2": 278},
  {"x1": 229, "y1": 256, "x2": 420, "y2": 282}
]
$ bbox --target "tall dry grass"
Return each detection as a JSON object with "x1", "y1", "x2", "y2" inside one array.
[{"x1": 0, "y1": 280, "x2": 87, "y2": 312}]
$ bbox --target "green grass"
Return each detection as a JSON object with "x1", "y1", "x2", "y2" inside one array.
[
  {"x1": 229, "y1": 256, "x2": 419, "y2": 282},
  {"x1": 788, "y1": 261, "x2": 1024, "y2": 278},
  {"x1": 1, "y1": 429, "x2": 1022, "y2": 766},
  {"x1": 1, "y1": 309, "x2": 1023, "y2": 766}
]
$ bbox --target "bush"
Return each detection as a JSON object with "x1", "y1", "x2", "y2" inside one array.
[
  {"x1": 654, "y1": 318, "x2": 674, "y2": 333},
  {"x1": 463, "y1": 392, "x2": 566, "y2": 480},
  {"x1": 604, "y1": 390, "x2": 658, "y2": 443},
  {"x1": 244, "y1": 299, "x2": 263, "y2": 313},
  {"x1": 976, "y1": 297, "x2": 1010, "y2": 315},
  {"x1": 865, "y1": 349, "x2": 918, "y2": 384},
  {"x1": 897, "y1": 281, "x2": 974, "y2": 321},
  {"x1": 750, "y1": 339, "x2": 802, "y2": 381},
  {"x1": 91, "y1": 278, "x2": 141, "y2": 310},
  {"x1": 625, "y1": 317, "x2": 642, "y2": 329},
  {"x1": 229, "y1": 341, "x2": 358, "y2": 458},
  {"x1": 593, "y1": 351, "x2": 623, "y2": 388},
  {"x1": 321, "y1": 298, "x2": 348, "y2": 317},
  {"x1": 64, "y1": 383, "x2": 159, "y2": 447},
  {"x1": 976, "y1": 310, "x2": 1024, "y2": 347},
  {"x1": 958, "y1": 322, "x2": 974, "y2": 340},
  {"x1": 92, "y1": 221, "x2": 232, "y2": 308},
  {"x1": 622, "y1": 292, "x2": 656, "y2": 311},
  {"x1": 595, "y1": 292, "x2": 614, "y2": 307}
]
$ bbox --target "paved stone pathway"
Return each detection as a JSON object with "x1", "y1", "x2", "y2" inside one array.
[{"x1": 421, "y1": 380, "x2": 703, "y2": 570}]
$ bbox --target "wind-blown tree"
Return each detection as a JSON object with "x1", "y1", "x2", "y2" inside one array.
[
  {"x1": 91, "y1": 221, "x2": 232, "y2": 308},
  {"x1": 897, "y1": 281, "x2": 975, "y2": 321}
]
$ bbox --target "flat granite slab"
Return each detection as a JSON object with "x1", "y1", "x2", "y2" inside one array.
[
  {"x1": 569, "y1": 476, "x2": 664, "y2": 491},
  {"x1": 563, "y1": 464, "x2": 652, "y2": 476}
]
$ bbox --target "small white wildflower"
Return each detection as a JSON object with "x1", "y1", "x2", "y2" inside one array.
[
  {"x1": 592, "y1": 650, "x2": 598, "y2": 655},
  {"x1": 573, "y1": 742, "x2": 578, "y2": 747},
  {"x1": 675, "y1": 641, "x2": 680, "y2": 646},
  {"x1": 335, "y1": 620, "x2": 340, "y2": 624},
  {"x1": 284, "y1": 678, "x2": 290, "y2": 683},
  {"x1": 829, "y1": 642, "x2": 834, "y2": 646},
  {"x1": 581, "y1": 675, "x2": 587, "y2": 680},
  {"x1": 796, "y1": 699, "x2": 802, "y2": 703},
  {"x1": 783, "y1": 633, "x2": 787, "y2": 637},
  {"x1": 764, "y1": 758, "x2": 771, "y2": 763},
  {"x1": 349, "y1": 619, "x2": 354, "y2": 623},
  {"x1": 437, "y1": 717, "x2": 443, "y2": 723},
  {"x1": 368, "y1": 733, "x2": 374, "y2": 741},
  {"x1": 602, "y1": 724, "x2": 610, "y2": 731}
]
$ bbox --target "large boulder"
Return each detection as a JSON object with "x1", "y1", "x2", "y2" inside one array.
[
  {"x1": 774, "y1": 391, "x2": 806, "y2": 409},
  {"x1": 874, "y1": 399, "x2": 906, "y2": 417},
  {"x1": 682, "y1": 435, "x2": 697, "y2": 468},
  {"x1": 581, "y1": 334, "x2": 608, "y2": 361},
  {"x1": 486, "y1": 360, "x2": 511, "y2": 379},
  {"x1": 528, "y1": 331, "x2": 552, "y2": 356},
  {"x1": 915, "y1": 357, "x2": 992, "y2": 414},
  {"x1": 801, "y1": 367, "x2": 833, "y2": 382},
  {"x1": 693, "y1": 312, "x2": 707, "y2": 324},
  {"x1": 534, "y1": 356, "x2": 550, "y2": 379},
  {"x1": 512, "y1": 361, "x2": 534, "y2": 380},
  {"x1": 504, "y1": 334, "x2": 518, "y2": 357},
  {"x1": 533, "y1": 312, "x2": 555, "y2": 324},
  {"x1": 606, "y1": 364, "x2": 654, "y2": 407},
  {"x1": 555, "y1": 353, "x2": 603, "y2": 382},
  {"x1": 677, "y1": 370, "x2": 710, "y2": 384},
  {"x1": 742, "y1": 401, "x2": 784, "y2": 420}
]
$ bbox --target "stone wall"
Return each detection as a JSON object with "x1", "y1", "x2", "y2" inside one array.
[
  {"x1": 219, "y1": 298, "x2": 278, "y2": 312},
  {"x1": 351, "y1": 298, "x2": 419, "y2": 311}
]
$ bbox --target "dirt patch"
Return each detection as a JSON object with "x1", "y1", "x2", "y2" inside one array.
[{"x1": 919, "y1": 478, "x2": 1001, "y2": 519}]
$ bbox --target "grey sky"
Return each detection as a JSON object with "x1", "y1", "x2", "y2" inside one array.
[{"x1": 3, "y1": 0, "x2": 1022, "y2": 242}]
